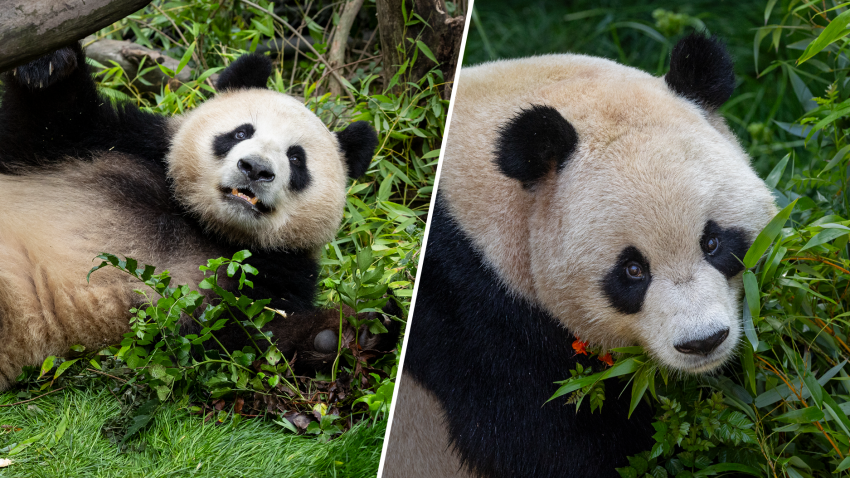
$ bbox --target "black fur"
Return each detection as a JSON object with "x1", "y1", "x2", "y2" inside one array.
[
  {"x1": 404, "y1": 196, "x2": 654, "y2": 478},
  {"x1": 0, "y1": 44, "x2": 170, "y2": 174},
  {"x1": 286, "y1": 145, "x2": 312, "y2": 192},
  {"x1": 11, "y1": 47, "x2": 78, "y2": 90},
  {"x1": 335, "y1": 121, "x2": 378, "y2": 179},
  {"x1": 601, "y1": 246, "x2": 653, "y2": 315},
  {"x1": 665, "y1": 33, "x2": 735, "y2": 110},
  {"x1": 215, "y1": 53, "x2": 273, "y2": 91},
  {"x1": 494, "y1": 105, "x2": 578, "y2": 188},
  {"x1": 213, "y1": 123, "x2": 255, "y2": 157},
  {"x1": 0, "y1": 46, "x2": 398, "y2": 367},
  {"x1": 701, "y1": 220, "x2": 750, "y2": 278}
]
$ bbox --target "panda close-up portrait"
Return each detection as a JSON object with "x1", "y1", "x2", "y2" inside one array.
[
  {"x1": 0, "y1": 43, "x2": 397, "y2": 390},
  {"x1": 383, "y1": 33, "x2": 778, "y2": 478}
]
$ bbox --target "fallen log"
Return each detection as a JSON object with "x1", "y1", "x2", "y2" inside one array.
[{"x1": 0, "y1": 0, "x2": 152, "y2": 72}]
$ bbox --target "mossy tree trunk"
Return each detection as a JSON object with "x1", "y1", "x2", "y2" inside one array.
[
  {"x1": 0, "y1": 0, "x2": 152, "y2": 72},
  {"x1": 376, "y1": 0, "x2": 466, "y2": 99}
]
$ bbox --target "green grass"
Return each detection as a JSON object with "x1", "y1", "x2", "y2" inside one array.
[{"x1": 0, "y1": 387, "x2": 385, "y2": 478}]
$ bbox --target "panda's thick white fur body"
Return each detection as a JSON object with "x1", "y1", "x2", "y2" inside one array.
[
  {"x1": 0, "y1": 44, "x2": 382, "y2": 390},
  {"x1": 0, "y1": 156, "x2": 220, "y2": 388},
  {"x1": 385, "y1": 35, "x2": 776, "y2": 477}
]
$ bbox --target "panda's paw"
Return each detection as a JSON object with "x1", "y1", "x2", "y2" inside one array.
[{"x1": 9, "y1": 46, "x2": 79, "y2": 90}]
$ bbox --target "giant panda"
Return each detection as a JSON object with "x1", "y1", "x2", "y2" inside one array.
[
  {"x1": 383, "y1": 34, "x2": 778, "y2": 477},
  {"x1": 0, "y1": 43, "x2": 397, "y2": 390}
]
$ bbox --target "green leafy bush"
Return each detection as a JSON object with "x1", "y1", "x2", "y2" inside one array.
[{"x1": 551, "y1": 2, "x2": 850, "y2": 476}]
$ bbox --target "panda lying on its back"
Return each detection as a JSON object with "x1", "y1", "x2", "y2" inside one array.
[
  {"x1": 384, "y1": 34, "x2": 777, "y2": 477},
  {"x1": 0, "y1": 44, "x2": 396, "y2": 390}
]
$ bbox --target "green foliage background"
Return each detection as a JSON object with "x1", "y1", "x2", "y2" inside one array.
[{"x1": 468, "y1": 1, "x2": 850, "y2": 477}]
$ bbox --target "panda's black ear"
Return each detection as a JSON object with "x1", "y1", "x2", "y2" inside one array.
[
  {"x1": 494, "y1": 105, "x2": 578, "y2": 187},
  {"x1": 665, "y1": 33, "x2": 735, "y2": 110},
  {"x1": 336, "y1": 121, "x2": 378, "y2": 179},
  {"x1": 216, "y1": 53, "x2": 272, "y2": 91}
]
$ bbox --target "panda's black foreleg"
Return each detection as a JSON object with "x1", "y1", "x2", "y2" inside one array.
[
  {"x1": 0, "y1": 43, "x2": 170, "y2": 173},
  {"x1": 0, "y1": 44, "x2": 102, "y2": 171}
]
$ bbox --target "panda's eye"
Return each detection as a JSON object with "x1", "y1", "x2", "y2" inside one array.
[
  {"x1": 625, "y1": 261, "x2": 644, "y2": 279},
  {"x1": 702, "y1": 235, "x2": 720, "y2": 255},
  {"x1": 235, "y1": 130, "x2": 247, "y2": 140},
  {"x1": 289, "y1": 153, "x2": 302, "y2": 164}
]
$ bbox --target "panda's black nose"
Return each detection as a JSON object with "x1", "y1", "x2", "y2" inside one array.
[
  {"x1": 674, "y1": 328, "x2": 729, "y2": 356},
  {"x1": 238, "y1": 157, "x2": 275, "y2": 182}
]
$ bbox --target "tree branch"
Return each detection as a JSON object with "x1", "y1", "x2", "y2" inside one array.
[
  {"x1": 328, "y1": 0, "x2": 365, "y2": 96},
  {"x1": 0, "y1": 0, "x2": 152, "y2": 72}
]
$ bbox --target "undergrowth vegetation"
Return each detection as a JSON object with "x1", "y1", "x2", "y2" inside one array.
[
  {"x1": 0, "y1": 0, "x2": 450, "y2": 473},
  {"x1": 470, "y1": 1, "x2": 850, "y2": 477}
]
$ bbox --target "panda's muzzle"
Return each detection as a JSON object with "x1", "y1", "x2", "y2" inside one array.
[{"x1": 238, "y1": 157, "x2": 275, "y2": 183}]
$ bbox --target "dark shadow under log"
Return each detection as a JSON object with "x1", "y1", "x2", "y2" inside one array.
[{"x1": 0, "y1": 0, "x2": 152, "y2": 73}]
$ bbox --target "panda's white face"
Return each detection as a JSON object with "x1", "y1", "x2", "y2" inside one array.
[
  {"x1": 167, "y1": 89, "x2": 348, "y2": 250},
  {"x1": 440, "y1": 47, "x2": 778, "y2": 374},
  {"x1": 531, "y1": 126, "x2": 776, "y2": 373}
]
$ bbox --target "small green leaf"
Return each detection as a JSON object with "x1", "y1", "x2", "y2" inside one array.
[
  {"x1": 8, "y1": 432, "x2": 45, "y2": 455},
  {"x1": 743, "y1": 200, "x2": 797, "y2": 269},
  {"x1": 416, "y1": 40, "x2": 439, "y2": 64},
  {"x1": 774, "y1": 406, "x2": 824, "y2": 423},
  {"x1": 53, "y1": 359, "x2": 79, "y2": 380},
  {"x1": 798, "y1": 9, "x2": 850, "y2": 65},
  {"x1": 835, "y1": 457, "x2": 850, "y2": 473},
  {"x1": 39, "y1": 356, "x2": 56, "y2": 379},
  {"x1": 232, "y1": 250, "x2": 252, "y2": 262},
  {"x1": 176, "y1": 42, "x2": 196, "y2": 75},
  {"x1": 821, "y1": 143, "x2": 850, "y2": 176},
  {"x1": 802, "y1": 373, "x2": 823, "y2": 407},
  {"x1": 742, "y1": 297, "x2": 758, "y2": 352},
  {"x1": 629, "y1": 366, "x2": 651, "y2": 418},
  {"x1": 741, "y1": 344, "x2": 756, "y2": 393},
  {"x1": 274, "y1": 417, "x2": 298, "y2": 433},
  {"x1": 800, "y1": 228, "x2": 848, "y2": 251},
  {"x1": 764, "y1": 153, "x2": 790, "y2": 189}
]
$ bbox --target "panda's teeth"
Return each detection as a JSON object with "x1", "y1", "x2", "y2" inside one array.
[{"x1": 230, "y1": 188, "x2": 259, "y2": 206}]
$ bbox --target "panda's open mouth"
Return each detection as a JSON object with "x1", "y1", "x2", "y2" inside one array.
[{"x1": 221, "y1": 187, "x2": 272, "y2": 214}]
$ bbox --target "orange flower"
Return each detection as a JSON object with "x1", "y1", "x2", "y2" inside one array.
[
  {"x1": 572, "y1": 338, "x2": 589, "y2": 356},
  {"x1": 598, "y1": 353, "x2": 613, "y2": 367}
]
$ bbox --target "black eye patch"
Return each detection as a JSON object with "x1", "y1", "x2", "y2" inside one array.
[
  {"x1": 701, "y1": 220, "x2": 750, "y2": 278},
  {"x1": 287, "y1": 145, "x2": 311, "y2": 192},
  {"x1": 213, "y1": 123, "x2": 255, "y2": 157},
  {"x1": 602, "y1": 246, "x2": 652, "y2": 315}
]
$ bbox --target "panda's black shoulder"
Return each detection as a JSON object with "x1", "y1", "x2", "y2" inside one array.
[{"x1": 0, "y1": 44, "x2": 171, "y2": 174}]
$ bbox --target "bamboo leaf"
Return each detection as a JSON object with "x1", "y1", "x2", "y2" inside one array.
[
  {"x1": 743, "y1": 200, "x2": 797, "y2": 268},
  {"x1": 798, "y1": 9, "x2": 850, "y2": 65}
]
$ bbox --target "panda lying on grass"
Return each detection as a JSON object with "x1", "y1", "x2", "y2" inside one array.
[
  {"x1": 0, "y1": 44, "x2": 397, "y2": 390},
  {"x1": 384, "y1": 34, "x2": 777, "y2": 477}
]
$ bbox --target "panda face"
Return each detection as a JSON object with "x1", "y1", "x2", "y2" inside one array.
[
  {"x1": 439, "y1": 35, "x2": 778, "y2": 374},
  {"x1": 530, "y1": 126, "x2": 776, "y2": 373},
  {"x1": 167, "y1": 89, "x2": 348, "y2": 250}
]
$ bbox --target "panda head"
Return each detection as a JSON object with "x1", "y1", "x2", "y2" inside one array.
[
  {"x1": 167, "y1": 54, "x2": 376, "y2": 250},
  {"x1": 448, "y1": 33, "x2": 777, "y2": 373}
]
